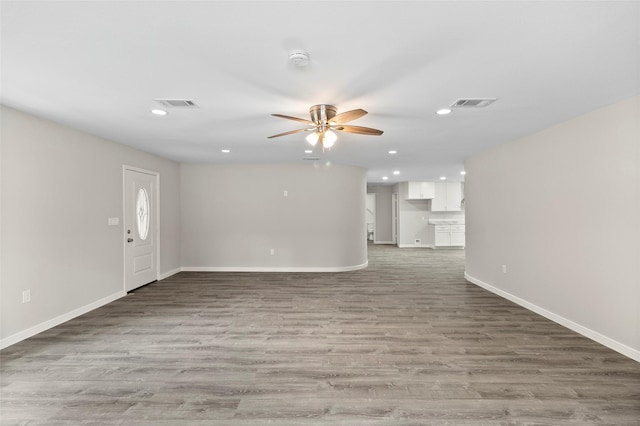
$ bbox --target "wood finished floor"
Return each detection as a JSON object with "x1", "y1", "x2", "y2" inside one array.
[{"x1": 1, "y1": 244, "x2": 639, "y2": 425}]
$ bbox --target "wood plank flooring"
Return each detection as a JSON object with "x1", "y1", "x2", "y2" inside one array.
[{"x1": 1, "y1": 244, "x2": 639, "y2": 425}]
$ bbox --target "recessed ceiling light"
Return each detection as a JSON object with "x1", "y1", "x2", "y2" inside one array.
[
  {"x1": 382, "y1": 176, "x2": 389, "y2": 180},
  {"x1": 440, "y1": 176, "x2": 446, "y2": 180},
  {"x1": 151, "y1": 109, "x2": 167, "y2": 116},
  {"x1": 460, "y1": 171, "x2": 466, "y2": 175},
  {"x1": 436, "y1": 108, "x2": 452, "y2": 115},
  {"x1": 388, "y1": 150, "x2": 397, "y2": 155},
  {"x1": 393, "y1": 171, "x2": 400, "y2": 175},
  {"x1": 304, "y1": 150, "x2": 313, "y2": 153},
  {"x1": 221, "y1": 149, "x2": 230, "y2": 153}
]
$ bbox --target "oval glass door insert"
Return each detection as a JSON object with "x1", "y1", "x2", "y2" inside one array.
[{"x1": 136, "y1": 188, "x2": 150, "y2": 240}]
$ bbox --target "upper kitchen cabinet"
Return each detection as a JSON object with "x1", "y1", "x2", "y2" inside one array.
[
  {"x1": 402, "y1": 181, "x2": 435, "y2": 200},
  {"x1": 431, "y1": 182, "x2": 463, "y2": 211}
]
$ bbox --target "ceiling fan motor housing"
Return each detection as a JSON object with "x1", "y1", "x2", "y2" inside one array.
[{"x1": 309, "y1": 104, "x2": 337, "y2": 125}]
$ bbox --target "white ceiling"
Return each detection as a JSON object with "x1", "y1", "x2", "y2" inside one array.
[{"x1": 2, "y1": 1, "x2": 639, "y2": 183}]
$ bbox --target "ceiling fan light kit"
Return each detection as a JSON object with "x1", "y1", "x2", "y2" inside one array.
[
  {"x1": 322, "y1": 130, "x2": 337, "y2": 148},
  {"x1": 305, "y1": 131, "x2": 319, "y2": 146},
  {"x1": 269, "y1": 104, "x2": 383, "y2": 150}
]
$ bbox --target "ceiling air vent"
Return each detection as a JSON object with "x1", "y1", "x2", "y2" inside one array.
[
  {"x1": 154, "y1": 99, "x2": 199, "y2": 108},
  {"x1": 303, "y1": 157, "x2": 320, "y2": 161},
  {"x1": 451, "y1": 98, "x2": 497, "y2": 108}
]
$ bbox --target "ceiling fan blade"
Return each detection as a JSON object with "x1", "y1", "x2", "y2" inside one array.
[
  {"x1": 272, "y1": 114, "x2": 314, "y2": 125},
  {"x1": 267, "y1": 128, "x2": 312, "y2": 138},
  {"x1": 334, "y1": 125, "x2": 384, "y2": 136},
  {"x1": 329, "y1": 109, "x2": 368, "y2": 124}
]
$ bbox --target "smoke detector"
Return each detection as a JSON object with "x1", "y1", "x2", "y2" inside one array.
[{"x1": 289, "y1": 50, "x2": 310, "y2": 67}]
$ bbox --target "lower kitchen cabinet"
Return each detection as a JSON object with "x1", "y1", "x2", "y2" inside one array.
[
  {"x1": 450, "y1": 224, "x2": 466, "y2": 246},
  {"x1": 433, "y1": 224, "x2": 465, "y2": 247}
]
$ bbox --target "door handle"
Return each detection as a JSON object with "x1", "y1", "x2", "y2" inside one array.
[{"x1": 127, "y1": 238, "x2": 134, "y2": 243}]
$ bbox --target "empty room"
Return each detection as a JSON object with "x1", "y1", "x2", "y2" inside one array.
[{"x1": 1, "y1": 1, "x2": 639, "y2": 424}]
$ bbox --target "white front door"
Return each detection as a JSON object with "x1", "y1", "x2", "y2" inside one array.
[{"x1": 124, "y1": 167, "x2": 158, "y2": 292}]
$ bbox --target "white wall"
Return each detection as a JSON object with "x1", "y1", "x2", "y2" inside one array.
[
  {"x1": 393, "y1": 183, "x2": 430, "y2": 247},
  {"x1": 366, "y1": 184, "x2": 393, "y2": 244},
  {"x1": 1, "y1": 106, "x2": 181, "y2": 346},
  {"x1": 180, "y1": 163, "x2": 368, "y2": 271},
  {"x1": 398, "y1": 200, "x2": 430, "y2": 247},
  {"x1": 464, "y1": 96, "x2": 640, "y2": 361}
]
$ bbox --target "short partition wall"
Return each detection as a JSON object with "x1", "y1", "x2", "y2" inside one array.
[{"x1": 180, "y1": 163, "x2": 368, "y2": 272}]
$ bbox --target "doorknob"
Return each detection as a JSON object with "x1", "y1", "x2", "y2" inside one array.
[{"x1": 127, "y1": 238, "x2": 134, "y2": 243}]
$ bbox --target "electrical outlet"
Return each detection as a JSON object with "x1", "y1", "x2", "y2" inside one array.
[
  {"x1": 270, "y1": 249, "x2": 275, "y2": 255},
  {"x1": 502, "y1": 264, "x2": 507, "y2": 273},
  {"x1": 283, "y1": 190, "x2": 288, "y2": 197},
  {"x1": 22, "y1": 289, "x2": 31, "y2": 303}
]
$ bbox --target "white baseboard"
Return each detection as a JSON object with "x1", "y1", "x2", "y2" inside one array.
[
  {"x1": 0, "y1": 290, "x2": 127, "y2": 350},
  {"x1": 158, "y1": 267, "x2": 181, "y2": 280},
  {"x1": 374, "y1": 240, "x2": 394, "y2": 245},
  {"x1": 397, "y1": 244, "x2": 433, "y2": 249},
  {"x1": 464, "y1": 272, "x2": 640, "y2": 363},
  {"x1": 182, "y1": 261, "x2": 368, "y2": 273}
]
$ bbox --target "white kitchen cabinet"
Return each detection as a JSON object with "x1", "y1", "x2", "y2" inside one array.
[
  {"x1": 450, "y1": 224, "x2": 466, "y2": 246},
  {"x1": 403, "y1": 181, "x2": 435, "y2": 200},
  {"x1": 433, "y1": 224, "x2": 465, "y2": 247},
  {"x1": 434, "y1": 225, "x2": 451, "y2": 246},
  {"x1": 430, "y1": 182, "x2": 462, "y2": 211}
]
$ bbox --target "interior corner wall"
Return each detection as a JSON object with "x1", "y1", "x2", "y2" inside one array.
[
  {"x1": 395, "y1": 183, "x2": 430, "y2": 247},
  {"x1": 464, "y1": 95, "x2": 640, "y2": 361},
  {"x1": 0, "y1": 106, "x2": 181, "y2": 345},
  {"x1": 366, "y1": 184, "x2": 393, "y2": 243},
  {"x1": 180, "y1": 163, "x2": 368, "y2": 271}
]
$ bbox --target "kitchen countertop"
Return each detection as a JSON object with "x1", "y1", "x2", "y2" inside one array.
[{"x1": 428, "y1": 219, "x2": 465, "y2": 225}]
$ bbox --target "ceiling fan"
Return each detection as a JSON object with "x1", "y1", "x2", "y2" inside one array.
[{"x1": 268, "y1": 104, "x2": 383, "y2": 149}]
